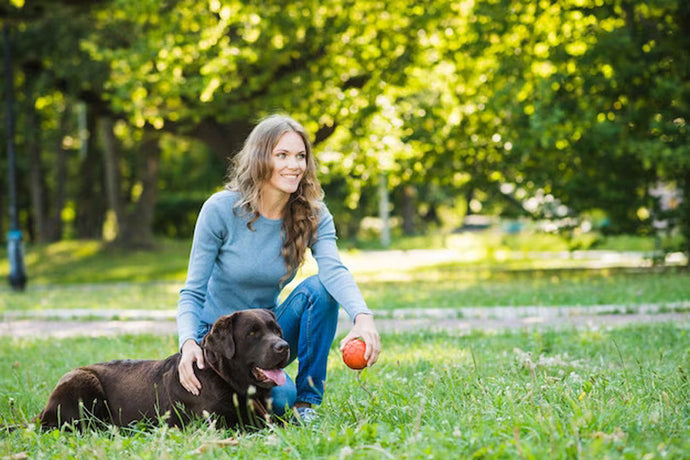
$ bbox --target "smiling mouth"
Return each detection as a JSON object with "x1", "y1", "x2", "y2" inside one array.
[{"x1": 252, "y1": 367, "x2": 287, "y2": 386}]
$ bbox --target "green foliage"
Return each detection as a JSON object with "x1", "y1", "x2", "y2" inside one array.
[
  {"x1": 153, "y1": 194, "x2": 206, "y2": 239},
  {"x1": 486, "y1": 0, "x2": 690, "y2": 234},
  {"x1": 1, "y1": 0, "x2": 689, "y2": 257},
  {"x1": 2, "y1": 325, "x2": 688, "y2": 457}
]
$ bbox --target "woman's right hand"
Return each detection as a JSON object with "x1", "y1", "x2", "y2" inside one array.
[{"x1": 179, "y1": 339, "x2": 205, "y2": 396}]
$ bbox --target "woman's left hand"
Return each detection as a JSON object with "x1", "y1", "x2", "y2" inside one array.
[{"x1": 339, "y1": 313, "x2": 381, "y2": 366}]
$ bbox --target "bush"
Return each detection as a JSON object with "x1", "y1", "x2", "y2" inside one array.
[{"x1": 153, "y1": 194, "x2": 206, "y2": 239}]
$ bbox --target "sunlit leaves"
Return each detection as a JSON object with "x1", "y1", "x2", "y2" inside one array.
[{"x1": 7, "y1": 0, "x2": 688, "y2": 244}]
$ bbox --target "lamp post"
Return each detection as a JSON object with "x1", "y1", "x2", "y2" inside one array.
[{"x1": 3, "y1": 22, "x2": 27, "y2": 291}]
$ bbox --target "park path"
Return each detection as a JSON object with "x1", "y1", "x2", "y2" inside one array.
[{"x1": 2, "y1": 303, "x2": 689, "y2": 339}]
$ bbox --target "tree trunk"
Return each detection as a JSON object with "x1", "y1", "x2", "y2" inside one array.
[
  {"x1": 680, "y1": 168, "x2": 690, "y2": 267},
  {"x1": 379, "y1": 173, "x2": 390, "y2": 247},
  {"x1": 98, "y1": 115, "x2": 126, "y2": 235},
  {"x1": 44, "y1": 110, "x2": 70, "y2": 241},
  {"x1": 401, "y1": 185, "x2": 416, "y2": 235},
  {"x1": 75, "y1": 103, "x2": 105, "y2": 239},
  {"x1": 422, "y1": 204, "x2": 441, "y2": 226},
  {"x1": 181, "y1": 118, "x2": 252, "y2": 164},
  {"x1": 98, "y1": 116, "x2": 160, "y2": 249},
  {"x1": 465, "y1": 187, "x2": 474, "y2": 215},
  {"x1": 26, "y1": 92, "x2": 50, "y2": 242},
  {"x1": 120, "y1": 132, "x2": 160, "y2": 248}
]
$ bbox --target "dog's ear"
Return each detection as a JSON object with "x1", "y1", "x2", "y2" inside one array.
[{"x1": 202, "y1": 314, "x2": 237, "y2": 359}]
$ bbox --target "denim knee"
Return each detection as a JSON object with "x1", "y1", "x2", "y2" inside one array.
[
  {"x1": 297, "y1": 275, "x2": 338, "y2": 311},
  {"x1": 270, "y1": 374, "x2": 297, "y2": 417}
]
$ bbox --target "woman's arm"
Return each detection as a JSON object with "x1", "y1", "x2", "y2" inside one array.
[
  {"x1": 310, "y1": 206, "x2": 381, "y2": 365},
  {"x1": 176, "y1": 195, "x2": 227, "y2": 392},
  {"x1": 177, "y1": 196, "x2": 226, "y2": 348}
]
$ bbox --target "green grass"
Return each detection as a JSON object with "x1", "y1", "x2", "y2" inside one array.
[
  {"x1": 359, "y1": 266, "x2": 690, "y2": 310},
  {"x1": 0, "y1": 239, "x2": 192, "y2": 285},
  {"x1": 1, "y1": 233, "x2": 684, "y2": 287},
  {"x1": 2, "y1": 266, "x2": 689, "y2": 314},
  {"x1": 1, "y1": 282, "x2": 181, "y2": 313},
  {"x1": 2, "y1": 324, "x2": 689, "y2": 458},
  {"x1": 1, "y1": 238, "x2": 688, "y2": 457},
  {"x1": 1, "y1": 239, "x2": 689, "y2": 314}
]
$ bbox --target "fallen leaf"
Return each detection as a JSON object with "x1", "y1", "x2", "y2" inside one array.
[
  {"x1": 3, "y1": 452, "x2": 29, "y2": 460},
  {"x1": 190, "y1": 437, "x2": 239, "y2": 455},
  {"x1": 208, "y1": 437, "x2": 239, "y2": 447}
]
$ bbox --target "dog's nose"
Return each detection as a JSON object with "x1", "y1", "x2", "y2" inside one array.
[{"x1": 273, "y1": 340, "x2": 289, "y2": 354}]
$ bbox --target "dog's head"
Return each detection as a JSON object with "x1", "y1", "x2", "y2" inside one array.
[{"x1": 202, "y1": 309, "x2": 290, "y2": 390}]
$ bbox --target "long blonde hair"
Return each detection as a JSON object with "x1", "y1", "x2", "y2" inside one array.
[{"x1": 226, "y1": 114, "x2": 323, "y2": 284}]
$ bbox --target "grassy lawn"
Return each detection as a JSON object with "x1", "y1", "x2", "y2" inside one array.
[
  {"x1": 1, "y1": 324, "x2": 689, "y2": 458},
  {"x1": 2, "y1": 266, "x2": 690, "y2": 315},
  {"x1": 0, "y1": 240, "x2": 192, "y2": 285},
  {"x1": 359, "y1": 266, "x2": 690, "y2": 310},
  {"x1": 2, "y1": 266, "x2": 689, "y2": 314},
  {"x1": 0, "y1": 232, "x2": 684, "y2": 286},
  {"x1": 1, "y1": 238, "x2": 689, "y2": 314},
  {"x1": 1, "y1": 237, "x2": 688, "y2": 457}
]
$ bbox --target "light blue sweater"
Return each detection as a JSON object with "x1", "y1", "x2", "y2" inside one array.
[{"x1": 177, "y1": 190, "x2": 371, "y2": 348}]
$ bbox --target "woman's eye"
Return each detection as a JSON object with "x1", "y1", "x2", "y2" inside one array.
[{"x1": 297, "y1": 153, "x2": 306, "y2": 160}]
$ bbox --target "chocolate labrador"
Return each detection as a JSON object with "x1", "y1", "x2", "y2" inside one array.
[{"x1": 38, "y1": 309, "x2": 290, "y2": 430}]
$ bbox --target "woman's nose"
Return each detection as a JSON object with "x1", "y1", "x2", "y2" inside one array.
[{"x1": 287, "y1": 155, "x2": 300, "y2": 168}]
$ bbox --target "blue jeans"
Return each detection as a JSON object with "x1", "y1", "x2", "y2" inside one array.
[{"x1": 269, "y1": 275, "x2": 339, "y2": 415}]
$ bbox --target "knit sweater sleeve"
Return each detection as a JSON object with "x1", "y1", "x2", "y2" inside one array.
[
  {"x1": 311, "y1": 204, "x2": 372, "y2": 321},
  {"x1": 176, "y1": 194, "x2": 226, "y2": 348}
]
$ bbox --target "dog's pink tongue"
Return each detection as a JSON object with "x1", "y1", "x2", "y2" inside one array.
[{"x1": 262, "y1": 368, "x2": 287, "y2": 386}]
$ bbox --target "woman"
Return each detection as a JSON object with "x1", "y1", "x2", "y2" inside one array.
[{"x1": 177, "y1": 114, "x2": 381, "y2": 423}]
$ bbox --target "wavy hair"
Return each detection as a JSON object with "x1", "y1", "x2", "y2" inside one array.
[{"x1": 226, "y1": 114, "x2": 323, "y2": 285}]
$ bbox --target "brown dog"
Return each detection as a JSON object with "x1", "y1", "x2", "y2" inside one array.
[{"x1": 38, "y1": 309, "x2": 290, "y2": 430}]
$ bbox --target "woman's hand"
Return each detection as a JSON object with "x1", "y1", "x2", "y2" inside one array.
[
  {"x1": 179, "y1": 339, "x2": 205, "y2": 396},
  {"x1": 339, "y1": 313, "x2": 381, "y2": 366}
]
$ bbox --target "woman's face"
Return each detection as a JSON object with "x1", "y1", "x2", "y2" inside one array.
[{"x1": 264, "y1": 131, "x2": 307, "y2": 198}]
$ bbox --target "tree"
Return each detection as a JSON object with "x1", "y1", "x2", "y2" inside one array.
[
  {"x1": 489, "y1": 0, "x2": 690, "y2": 253},
  {"x1": 2, "y1": 0, "x2": 689, "y2": 261},
  {"x1": 74, "y1": 0, "x2": 461, "y2": 242}
]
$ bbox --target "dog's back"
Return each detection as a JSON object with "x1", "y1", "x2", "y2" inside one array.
[{"x1": 39, "y1": 356, "x2": 179, "y2": 430}]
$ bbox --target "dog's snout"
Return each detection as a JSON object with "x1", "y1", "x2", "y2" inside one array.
[{"x1": 273, "y1": 340, "x2": 289, "y2": 354}]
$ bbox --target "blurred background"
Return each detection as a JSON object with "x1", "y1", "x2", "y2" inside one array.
[{"x1": 1, "y1": 0, "x2": 688, "y2": 272}]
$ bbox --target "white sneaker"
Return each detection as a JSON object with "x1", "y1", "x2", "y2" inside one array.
[{"x1": 294, "y1": 406, "x2": 318, "y2": 426}]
